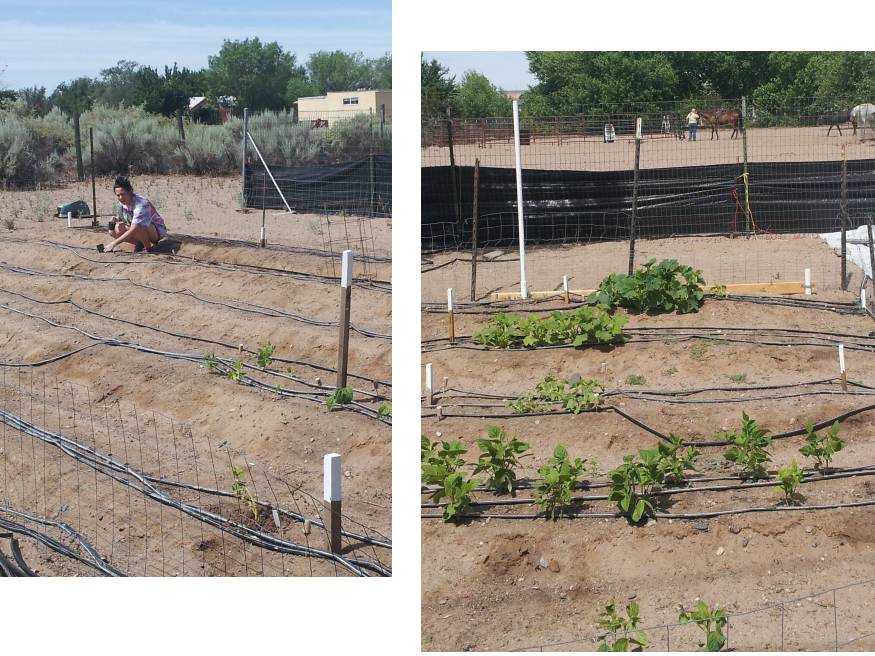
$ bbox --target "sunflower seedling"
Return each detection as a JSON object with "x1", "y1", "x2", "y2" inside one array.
[
  {"x1": 472, "y1": 425, "x2": 530, "y2": 494},
  {"x1": 596, "y1": 599, "x2": 649, "y2": 652},
  {"x1": 679, "y1": 600, "x2": 728, "y2": 652}
]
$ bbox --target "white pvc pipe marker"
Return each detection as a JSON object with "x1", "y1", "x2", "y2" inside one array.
[
  {"x1": 447, "y1": 287, "x2": 454, "y2": 311},
  {"x1": 425, "y1": 362, "x2": 433, "y2": 396},
  {"x1": 839, "y1": 344, "x2": 846, "y2": 374},
  {"x1": 323, "y1": 453, "x2": 342, "y2": 502},
  {"x1": 67, "y1": 211, "x2": 72, "y2": 228},
  {"x1": 804, "y1": 268, "x2": 812, "y2": 295},
  {"x1": 341, "y1": 249, "x2": 353, "y2": 288},
  {"x1": 512, "y1": 99, "x2": 528, "y2": 299}
]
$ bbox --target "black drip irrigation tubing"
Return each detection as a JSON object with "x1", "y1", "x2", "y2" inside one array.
[
  {"x1": 0, "y1": 286, "x2": 391, "y2": 389},
  {"x1": 0, "y1": 302, "x2": 391, "y2": 425},
  {"x1": 0, "y1": 407, "x2": 390, "y2": 576},
  {"x1": 0, "y1": 262, "x2": 391, "y2": 340},
  {"x1": 422, "y1": 399, "x2": 875, "y2": 449},
  {"x1": 421, "y1": 464, "x2": 875, "y2": 508},
  {"x1": 0, "y1": 237, "x2": 392, "y2": 293}
]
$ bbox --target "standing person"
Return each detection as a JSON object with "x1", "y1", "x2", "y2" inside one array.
[
  {"x1": 686, "y1": 108, "x2": 699, "y2": 141},
  {"x1": 99, "y1": 176, "x2": 168, "y2": 253}
]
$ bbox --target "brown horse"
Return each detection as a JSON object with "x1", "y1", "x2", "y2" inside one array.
[{"x1": 698, "y1": 109, "x2": 741, "y2": 140}]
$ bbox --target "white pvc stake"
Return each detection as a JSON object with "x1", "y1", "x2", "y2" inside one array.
[
  {"x1": 804, "y1": 268, "x2": 812, "y2": 295},
  {"x1": 447, "y1": 287, "x2": 454, "y2": 311},
  {"x1": 563, "y1": 275, "x2": 570, "y2": 303},
  {"x1": 341, "y1": 249, "x2": 353, "y2": 288},
  {"x1": 425, "y1": 362, "x2": 434, "y2": 405},
  {"x1": 839, "y1": 344, "x2": 846, "y2": 374},
  {"x1": 323, "y1": 453, "x2": 342, "y2": 502},
  {"x1": 260, "y1": 225, "x2": 266, "y2": 243},
  {"x1": 862, "y1": 287, "x2": 867, "y2": 310},
  {"x1": 447, "y1": 287, "x2": 455, "y2": 343},
  {"x1": 635, "y1": 117, "x2": 642, "y2": 140},
  {"x1": 67, "y1": 211, "x2": 72, "y2": 228},
  {"x1": 512, "y1": 99, "x2": 528, "y2": 300}
]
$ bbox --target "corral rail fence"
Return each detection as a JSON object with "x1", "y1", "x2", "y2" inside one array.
[
  {"x1": 421, "y1": 97, "x2": 875, "y2": 299},
  {"x1": 245, "y1": 108, "x2": 392, "y2": 219},
  {"x1": 0, "y1": 370, "x2": 391, "y2": 577},
  {"x1": 514, "y1": 575, "x2": 875, "y2": 652}
]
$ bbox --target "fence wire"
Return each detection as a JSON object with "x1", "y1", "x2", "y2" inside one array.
[
  {"x1": 422, "y1": 98, "x2": 875, "y2": 302},
  {"x1": 0, "y1": 369, "x2": 391, "y2": 577}
]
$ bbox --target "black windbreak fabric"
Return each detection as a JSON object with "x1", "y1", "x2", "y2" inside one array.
[
  {"x1": 245, "y1": 154, "x2": 391, "y2": 217},
  {"x1": 422, "y1": 159, "x2": 875, "y2": 250}
]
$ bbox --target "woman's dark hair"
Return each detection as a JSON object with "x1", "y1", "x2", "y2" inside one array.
[{"x1": 113, "y1": 175, "x2": 133, "y2": 193}]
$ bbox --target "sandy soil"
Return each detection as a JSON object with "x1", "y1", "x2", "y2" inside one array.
[
  {"x1": 421, "y1": 293, "x2": 875, "y2": 650},
  {"x1": 423, "y1": 234, "x2": 859, "y2": 304},
  {"x1": 422, "y1": 126, "x2": 875, "y2": 170},
  {"x1": 0, "y1": 175, "x2": 391, "y2": 576}
]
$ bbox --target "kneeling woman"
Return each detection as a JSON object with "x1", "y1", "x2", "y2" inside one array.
[{"x1": 100, "y1": 176, "x2": 168, "y2": 253}]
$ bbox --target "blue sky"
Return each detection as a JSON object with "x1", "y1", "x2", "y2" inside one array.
[
  {"x1": 422, "y1": 51, "x2": 537, "y2": 91},
  {"x1": 0, "y1": 0, "x2": 391, "y2": 91}
]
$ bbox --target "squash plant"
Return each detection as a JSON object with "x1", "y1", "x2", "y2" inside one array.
[
  {"x1": 473, "y1": 308, "x2": 626, "y2": 349},
  {"x1": 509, "y1": 375, "x2": 604, "y2": 415},
  {"x1": 588, "y1": 259, "x2": 707, "y2": 314}
]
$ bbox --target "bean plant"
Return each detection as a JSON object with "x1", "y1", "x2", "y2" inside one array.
[
  {"x1": 658, "y1": 433, "x2": 699, "y2": 485},
  {"x1": 609, "y1": 450, "x2": 664, "y2": 523},
  {"x1": 723, "y1": 412, "x2": 772, "y2": 479},
  {"x1": 431, "y1": 472, "x2": 478, "y2": 522},
  {"x1": 256, "y1": 342, "x2": 275, "y2": 369},
  {"x1": 472, "y1": 425, "x2": 530, "y2": 494},
  {"x1": 799, "y1": 419, "x2": 843, "y2": 471},
  {"x1": 535, "y1": 445, "x2": 586, "y2": 519},
  {"x1": 596, "y1": 599, "x2": 649, "y2": 652},
  {"x1": 421, "y1": 437, "x2": 467, "y2": 485},
  {"x1": 679, "y1": 600, "x2": 728, "y2": 652},
  {"x1": 774, "y1": 460, "x2": 805, "y2": 505}
]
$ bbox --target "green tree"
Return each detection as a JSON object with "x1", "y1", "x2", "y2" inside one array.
[
  {"x1": 307, "y1": 50, "x2": 370, "y2": 94},
  {"x1": 93, "y1": 60, "x2": 143, "y2": 107},
  {"x1": 51, "y1": 77, "x2": 94, "y2": 180},
  {"x1": 207, "y1": 37, "x2": 300, "y2": 111},
  {"x1": 15, "y1": 86, "x2": 49, "y2": 117},
  {"x1": 368, "y1": 53, "x2": 392, "y2": 89},
  {"x1": 453, "y1": 70, "x2": 512, "y2": 118},
  {"x1": 421, "y1": 56, "x2": 455, "y2": 121}
]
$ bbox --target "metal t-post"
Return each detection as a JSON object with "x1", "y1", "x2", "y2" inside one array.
[
  {"x1": 513, "y1": 99, "x2": 528, "y2": 299},
  {"x1": 90, "y1": 127, "x2": 98, "y2": 227}
]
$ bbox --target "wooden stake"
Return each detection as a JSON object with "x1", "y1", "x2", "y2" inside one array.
[
  {"x1": 323, "y1": 453, "x2": 342, "y2": 554},
  {"x1": 436, "y1": 405, "x2": 444, "y2": 421},
  {"x1": 336, "y1": 250, "x2": 353, "y2": 389},
  {"x1": 447, "y1": 288, "x2": 455, "y2": 344},
  {"x1": 425, "y1": 363, "x2": 433, "y2": 406}
]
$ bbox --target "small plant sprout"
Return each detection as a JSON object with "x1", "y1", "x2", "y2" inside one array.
[
  {"x1": 710, "y1": 283, "x2": 728, "y2": 298},
  {"x1": 431, "y1": 472, "x2": 478, "y2": 522},
  {"x1": 625, "y1": 374, "x2": 646, "y2": 386},
  {"x1": 326, "y1": 386, "x2": 353, "y2": 411},
  {"x1": 723, "y1": 412, "x2": 772, "y2": 479},
  {"x1": 799, "y1": 419, "x2": 844, "y2": 471},
  {"x1": 226, "y1": 359, "x2": 245, "y2": 382},
  {"x1": 596, "y1": 599, "x2": 649, "y2": 652},
  {"x1": 230, "y1": 465, "x2": 259, "y2": 522},
  {"x1": 679, "y1": 600, "x2": 728, "y2": 652},
  {"x1": 377, "y1": 401, "x2": 392, "y2": 418},
  {"x1": 421, "y1": 437, "x2": 467, "y2": 485},
  {"x1": 774, "y1": 459, "x2": 805, "y2": 505},
  {"x1": 472, "y1": 425, "x2": 530, "y2": 495},
  {"x1": 204, "y1": 352, "x2": 218, "y2": 373},
  {"x1": 535, "y1": 445, "x2": 586, "y2": 519},
  {"x1": 658, "y1": 433, "x2": 700, "y2": 485},
  {"x1": 689, "y1": 341, "x2": 709, "y2": 360},
  {"x1": 255, "y1": 342, "x2": 275, "y2": 369},
  {"x1": 727, "y1": 373, "x2": 748, "y2": 384}
]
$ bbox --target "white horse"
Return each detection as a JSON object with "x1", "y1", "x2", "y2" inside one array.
[{"x1": 851, "y1": 103, "x2": 875, "y2": 139}]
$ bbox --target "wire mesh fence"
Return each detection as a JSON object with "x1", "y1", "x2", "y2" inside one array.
[
  {"x1": 515, "y1": 576, "x2": 875, "y2": 652},
  {"x1": 422, "y1": 98, "x2": 875, "y2": 302},
  {"x1": 0, "y1": 369, "x2": 391, "y2": 577}
]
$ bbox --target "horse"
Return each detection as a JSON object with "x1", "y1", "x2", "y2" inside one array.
[
  {"x1": 851, "y1": 103, "x2": 875, "y2": 139},
  {"x1": 697, "y1": 109, "x2": 741, "y2": 140},
  {"x1": 309, "y1": 118, "x2": 329, "y2": 129},
  {"x1": 815, "y1": 110, "x2": 854, "y2": 136}
]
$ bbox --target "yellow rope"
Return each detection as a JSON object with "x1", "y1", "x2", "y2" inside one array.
[{"x1": 741, "y1": 171, "x2": 758, "y2": 236}]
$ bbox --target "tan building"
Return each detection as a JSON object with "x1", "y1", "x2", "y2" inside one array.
[{"x1": 296, "y1": 89, "x2": 392, "y2": 126}]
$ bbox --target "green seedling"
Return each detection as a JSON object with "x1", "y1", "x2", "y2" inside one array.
[
  {"x1": 625, "y1": 374, "x2": 646, "y2": 386},
  {"x1": 535, "y1": 445, "x2": 586, "y2": 519},
  {"x1": 431, "y1": 471, "x2": 478, "y2": 522},
  {"x1": 326, "y1": 386, "x2": 353, "y2": 411},
  {"x1": 377, "y1": 401, "x2": 392, "y2": 418},
  {"x1": 227, "y1": 359, "x2": 245, "y2": 382},
  {"x1": 727, "y1": 373, "x2": 747, "y2": 384},
  {"x1": 710, "y1": 284, "x2": 728, "y2": 298},
  {"x1": 205, "y1": 352, "x2": 218, "y2": 373},
  {"x1": 230, "y1": 465, "x2": 259, "y2": 522},
  {"x1": 473, "y1": 307, "x2": 626, "y2": 349},
  {"x1": 608, "y1": 449, "x2": 664, "y2": 523},
  {"x1": 679, "y1": 600, "x2": 728, "y2": 652},
  {"x1": 255, "y1": 342, "x2": 275, "y2": 369},
  {"x1": 663, "y1": 366, "x2": 678, "y2": 377},
  {"x1": 723, "y1": 412, "x2": 772, "y2": 479},
  {"x1": 472, "y1": 425, "x2": 530, "y2": 495},
  {"x1": 689, "y1": 341, "x2": 709, "y2": 360},
  {"x1": 588, "y1": 259, "x2": 707, "y2": 315},
  {"x1": 509, "y1": 375, "x2": 604, "y2": 415},
  {"x1": 774, "y1": 459, "x2": 805, "y2": 505},
  {"x1": 657, "y1": 433, "x2": 700, "y2": 485},
  {"x1": 421, "y1": 437, "x2": 467, "y2": 485},
  {"x1": 596, "y1": 599, "x2": 649, "y2": 652},
  {"x1": 799, "y1": 419, "x2": 843, "y2": 471}
]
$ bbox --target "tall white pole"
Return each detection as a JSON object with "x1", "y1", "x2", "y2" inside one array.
[{"x1": 512, "y1": 99, "x2": 528, "y2": 299}]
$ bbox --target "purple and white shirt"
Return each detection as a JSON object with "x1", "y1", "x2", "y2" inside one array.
[{"x1": 116, "y1": 193, "x2": 167, "y2": 237}]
